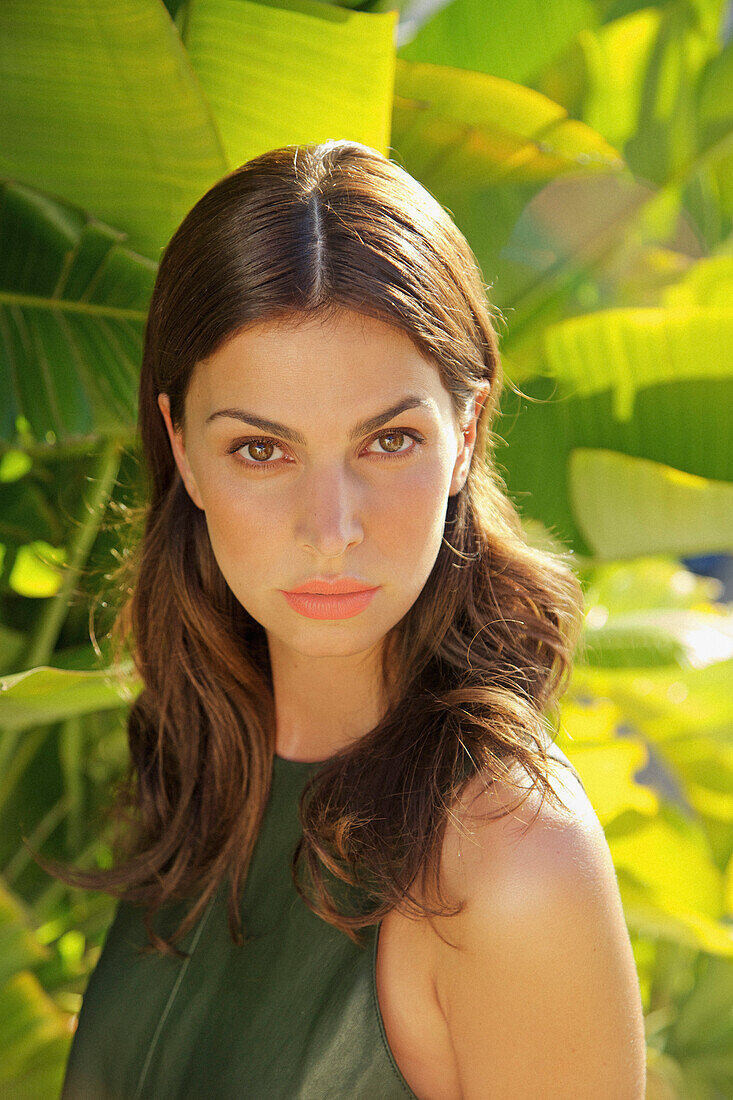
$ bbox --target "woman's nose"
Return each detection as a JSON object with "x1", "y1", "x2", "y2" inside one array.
[{"x1": 295, "y1": 468, "x2": 365, "y2": 556}]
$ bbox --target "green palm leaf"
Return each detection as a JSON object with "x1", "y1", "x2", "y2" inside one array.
[
  {"x1": 391, "y1": 57, "x2": 623, "y2": 195},
  {"x1": 0, "y1": 879, "x2": 71, "y2": 1100},
  {"x1": 0, "y1": 0, "x2": 228, "y2": 261},
  {"x1": 0, "y1": 664, "x2": 137, "y2": 737},
  {"x1": 183, "y1": 0, "x2": 398, "y2": 164},
  {"x1": 498, "y1": 306, "x2": 733, "y2": 557},
  {"x1": 396, "y1": 0, "x2": 597, "y2": 85},
  {"x1": 0, "y1": 181, "x2": 154, "y2": 448}
]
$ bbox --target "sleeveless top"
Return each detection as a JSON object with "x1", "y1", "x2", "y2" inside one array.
[{"x1": 60, "y1": 740, "x2": 584, "y2": 1100}]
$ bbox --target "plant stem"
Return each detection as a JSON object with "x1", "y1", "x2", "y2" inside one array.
[{"x1": 22, "y1": 440, "x2": 124, "y2": 671}]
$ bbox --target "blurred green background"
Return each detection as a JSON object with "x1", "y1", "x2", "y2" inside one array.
[{"x1": 0, "y1": 0, "x2": 731, "y2": 1096}]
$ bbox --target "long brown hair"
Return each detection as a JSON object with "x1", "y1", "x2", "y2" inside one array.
[{"x1": 33, "y1": 140, "x2": 585, "y2": 957}]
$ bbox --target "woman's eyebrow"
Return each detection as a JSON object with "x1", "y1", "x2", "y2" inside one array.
[{"x1": 205, "y1": 395, "x2": 434, "y2": 445}]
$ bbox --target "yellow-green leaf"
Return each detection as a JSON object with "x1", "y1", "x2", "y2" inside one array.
[
  {"x1": 0, "y1": 664, "x2": 139, "y2": 734},
  {"x1": 184, "y1": 0, "x2": 398, "y2": 164},
  {"x1": 661, "y1": 254, "x2": 733, "y2": 310},
  {"x1": 570, "y1": 450, "x2": 733, "y2": 560},
  {"x1": 392, "y1": 58, "x2": 623, "y2": 196},
  {"x1": 8, "y1": 543, "x2": 67, "y2": 599},
  {"x1": 609, "y1": 807, "x2": 723, "y2": 923},
  {"x1": 556, "y1": 738, "x2": 658, "y2": 825},
  {"x1": 0, "y1": 0, "x2": 228, "y2": 260},
  {"x1": 543, "y1": 307, "x2": 733, "y2": 423},
  {"x1": 571, "y1": 660, "x2": 733, "y2": 745},
  {"x1": 397, "y1": 0, "x2": 596, "y2": 87}
]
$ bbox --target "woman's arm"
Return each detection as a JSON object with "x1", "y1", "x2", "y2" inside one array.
[{"x1": 434, "y1": 765, "x2": 647, "y2": 1099}]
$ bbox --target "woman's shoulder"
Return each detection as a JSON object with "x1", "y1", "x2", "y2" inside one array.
[
  {"x1": 421, "y1": 750, "x2": 647, "y2": 1097},
  {"x1": 436, "y1": 746, "x2": 602, "y2": 918}
]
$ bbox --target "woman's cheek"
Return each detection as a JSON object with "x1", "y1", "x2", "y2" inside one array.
[
  {"x1": 193, "y1": 473, "x2": 275, "y2": 589},
  {"x1": 208, "y1": 491, "x2": 280, "y2": 566},
  {"x1": 394, "y1": 461, "x2": 452, "y2": 525},
  {"x1": 378, "y1": 469, "x2": 451, "y2": 572}
]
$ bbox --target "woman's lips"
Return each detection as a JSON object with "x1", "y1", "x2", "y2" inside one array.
[{"x1": 281, "y1": 588, "x2": 379, "y2": 620}]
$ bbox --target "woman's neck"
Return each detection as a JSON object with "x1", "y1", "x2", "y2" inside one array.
[{"x1": 268, "y1": 635, "x2": 390, "y2": 762}]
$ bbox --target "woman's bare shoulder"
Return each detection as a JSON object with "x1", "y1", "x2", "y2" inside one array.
[
  {"x1": 433, "y1": 751, "x2": 599, "y2": 912},
  {"x1": 425, "y1": 755, "x2": 647, "y2": 1099}
]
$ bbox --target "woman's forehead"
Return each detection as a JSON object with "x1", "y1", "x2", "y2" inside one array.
[
  {"x1": 201, "y1": 308, "x2": 428, "y2": 368},
  {"x1": 189, "y1": 311, "x2": 453, "y2": 419}
]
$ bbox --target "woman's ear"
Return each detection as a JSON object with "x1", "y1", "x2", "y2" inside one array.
[
  {"x1": 157, "y1": 393, "x2": 205, "y2": 510},
  {"x1": 449, "y1": 384, "x2": 491, "y2": 496}
]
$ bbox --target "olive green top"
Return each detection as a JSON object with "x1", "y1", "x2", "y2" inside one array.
[{"x1": 60, "y1": 741, "x2": 583, "y2": 1099}]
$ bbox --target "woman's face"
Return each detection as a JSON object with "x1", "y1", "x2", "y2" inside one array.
[{"x1": 158, "y1": 307, "x2": 485, "y2": 661}]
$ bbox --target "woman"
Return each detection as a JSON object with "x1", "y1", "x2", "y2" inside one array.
[{"x1": 49, "y1": 140, "x2": 646, "y2": 1098}]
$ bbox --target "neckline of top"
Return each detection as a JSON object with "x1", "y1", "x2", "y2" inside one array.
[{"x1": 273, "y1": 752, "x2": 333, "y2": 770}]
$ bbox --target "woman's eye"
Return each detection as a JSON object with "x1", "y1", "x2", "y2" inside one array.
[
  {"x1": 227, "y1": 429, "x2": 424, "y2": 469},
  {"x1": 233, "y1": 438, "x2": 286, "y2": 466},
  {"x1": 365, "y1": 430, "x2": 424, "y2": 458}
]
